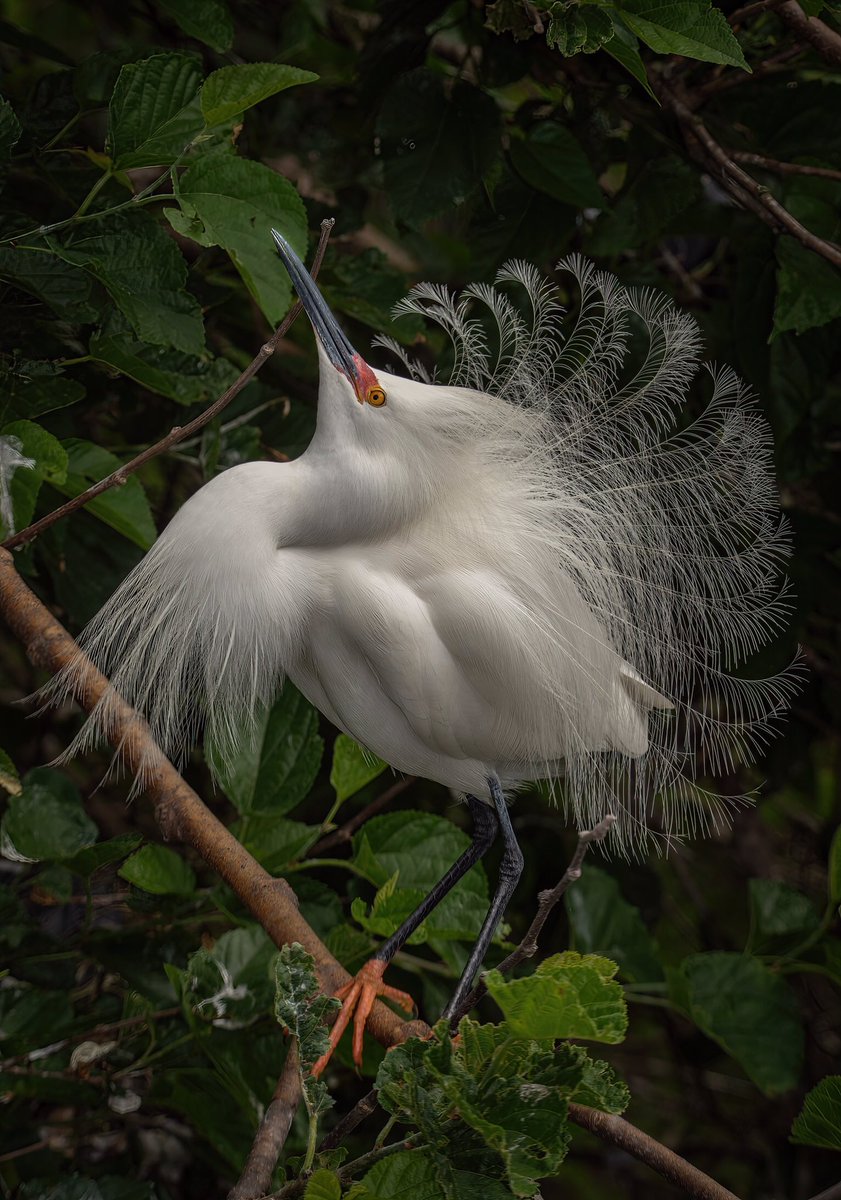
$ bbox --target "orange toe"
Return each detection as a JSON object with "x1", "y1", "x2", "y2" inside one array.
[{"x1": 311, "y1": 959, "x2": 416, "y2": 1077}]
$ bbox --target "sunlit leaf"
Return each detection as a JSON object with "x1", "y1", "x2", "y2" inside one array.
[{"x1": 485, "y1": 951, "x2": 628, "y2": 1043}]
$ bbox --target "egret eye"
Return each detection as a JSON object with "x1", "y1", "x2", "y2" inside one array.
[{"x1": 367, "y1": 386, "x2": 387, "y2": 407}]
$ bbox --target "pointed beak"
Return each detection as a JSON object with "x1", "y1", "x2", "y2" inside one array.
[{"x1": 272, "y1": 228, "x2": 359, "y2": 383}]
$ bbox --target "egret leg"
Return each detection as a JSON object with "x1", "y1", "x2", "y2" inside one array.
[
  {"x1": 312, "y1": 795, "x2": 498, "y2": 1074},
  {"x1": 441, "y1": 774, "x2": 524, "y2": 1023}
]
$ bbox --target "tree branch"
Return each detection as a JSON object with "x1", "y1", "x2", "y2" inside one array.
[
  {"x1": 568, "y1": 1106, "x2": 740, "y2": 1200},
  {"x1": 0, "y1": 555, "x2": 744, "y2": 1200},
  {"x1": 307, "y1": 776, "x2": 416, "y2": 857},
  {"x1": 659, "y1": 81, "x2": 841, "y2": 269},
  {"x1": 777, "y1": 0, "x2": 841, "y2": 66},
  {"x1": 1, "y1": 218, "x2": 335, "y2": 552},
  {"x1": 228, "y1": 1045, "x2": 302, "y2": 1200},
  {"x1": 731, "y1": 151, "x2": 841, "y2": 182}
]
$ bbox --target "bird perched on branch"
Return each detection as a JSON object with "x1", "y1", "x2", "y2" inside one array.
[{"x1": 49, "y1": 230, "x2": 799, "y2": 1072}]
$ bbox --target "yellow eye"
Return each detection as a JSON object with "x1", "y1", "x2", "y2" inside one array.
[{"x1": 367, "y1": 386, "x2": 387, "y2": 407}]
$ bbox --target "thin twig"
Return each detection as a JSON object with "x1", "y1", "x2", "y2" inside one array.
[
  {"x1": 777, "y1": 0, "x2": 841, "y2": 65},
  {"x1": 228, "y1": 1045, "x2": 302, "y2": 1200},
  {"x1": 307, "y1": 777, "x2": 416, "y2": 857},
  {"x1": 318, "y1": 1087, "x2": 380, "y2": 1152},
  {"x1": 731, "y1": 151, "x2": 841, "y2": 182},
  {"x1": 450, "y1": 813, "x2": 617, "y2": 1019},
  {"x1": 1, "y1": 219, "x2": 335, "y2": 552},
  {"x1": 696, "y1": 44, "x2": 804, "y2": 96},
  {"x1": 567, "y1": 1105, "x2": 740, "y2": 1200},
  {"x1": 659, "y1": 82, "x2": 841, "y2": 269},
  {"x1": 0, "y1": 1006, "x2": 180, "y2": 1069},
  {"x1": 727, "y1": 0, "x2": 785, "y2": 26}
]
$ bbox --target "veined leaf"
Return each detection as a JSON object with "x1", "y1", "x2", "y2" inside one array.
[
  {"x1": 791, "y1": 1075, "x2": 841, "y2": 1150},
  {"x1": 119, "y1": 844, "x2": 197, "y2": 895},
  {"x1": 108, "y1": 53, "x2": 203, "y2": 169},
  {"x1": 53, "y1": 439, "x2": 156, "y2": 549},
  {"x1": 330, "y1": 734, "x2": 387, "y2": 802},
  {"x1": 200, "y1": 63, "x2": 317, "y2": 127},
  {"x1": 616, "y1": 0, "x2": 749, "y2": 69},
  {"x1": 159, "y1": 0, "x2": 234, "y2": 53},
  {"x1": 485, "y1": 951, "x2": 628, "y2": 1043}
]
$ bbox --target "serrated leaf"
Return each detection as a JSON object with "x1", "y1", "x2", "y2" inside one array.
[
  {"x1": 187, "y1": 924, "x2": 276, "y2": 1026},
  {"x1": 673, "y1": 952, "x2": 803, "y2": 1094},
  {"x1": 303, "y1": 1169, "x2": 342, "y2": 1200},
  {"x1": 330, "y1": 734, "x2": 387, "y2": 802},
  {"x1": 209, "y1": 683, "x2": 323, "y2": 815},
  {"x1": 377, "y1": 69, "x2": 501, "y2": 228},
  {"x1": 1, "y1": 769, "x2": 96, "y2": 863},
  {"x1": 357, "y1": 1151, "x2": 440, "y2": 1199},
  {"x1": 0, "y1": 748, "x2": 21, "y2": 796},
  {"x1": 353, "y1": 811, "x2": 489, "y2": 944},
  {"x1": 165, "y1": 156, "x2": 307, "y2": 325},
  {"x1": 48, "y1": 210, "x2": 205, "y2": 354},
  {"x1": 617, "y1": 0, "x2": 749, "y2": 68},
  {"x1": 200, "y1": 63, "x2": 317, "y2": 127},
  {"x1": 159, "y1": 0, "x2": 234, "y2": 53},
  {"x1": 0, "y1": 246, "x2": 100, "y2": 322},
  {"x1": 119, "y1": 844, "x2": 197, "y2": 895},
  {"x1": 89, "y1": 323, "x2": 240, "y2": 405},
  {"x1": 546, "y1": 5, "x2": 614, "y2": 54},
  {"x1": 274, "y1": 944, "x2": 339, "y2": 1126},
  {"x1": 52, "y1": 438, "x2": 156, "y2": 549},
  {"x1": 603, "y1": 23, "x2": 657, "y2": 98},
  {"x1": 485, "y1": 951, "x2": 628, "y2": 1043},
  {"x1": 108, "y1": 53, "x2": 203, "y2": 169},
  {"x1": 0, "y1": 419, "x2": 67, "y2": 537},
  {"x1": 237, "y1": 814, "x2": 317, "y2": 872},
  {"x1": 510, "y1": 123, "x2": 602, "y2": 207},
  {"x1": 565, "y1": 866, "x2": 663, "y2": 983},
  {"x1": 790, "y1": 1075, "x2": 841, "y2": 1150},
  {"x1": 773, "y1": 235, "x2": 841, "y2": 337}
]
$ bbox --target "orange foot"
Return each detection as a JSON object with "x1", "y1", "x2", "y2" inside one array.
[{"x1": 312, "y1": 959, "x2": 415, "y2": 1076}]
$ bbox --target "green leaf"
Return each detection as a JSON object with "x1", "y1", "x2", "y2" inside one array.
[
  {"x1": 63, "y1": 832, "x2": 143, "y2": 877},
  {"x1": 1, "y1": 769, "x2": 96, "y2": 862},
  {"x1": 274, "y1": 944, "x2": 339, "y2": 1127},
  {"x1": 49, "y1": 210, "x2": 205, "y2": 354},
  {"x1": 0, "y1": 96, "x2": 22, "y2": 161},
  {"x1": 353, "y1": 811, "x2": 489, "y2": 944},
  {"x1": 356, "y1": 1151, "x2": 441, "y2": 1200},
  {"x1": 303, "y1": 1169, "x2": 342, "y2": 1200},
  {"x1": 165, "y1": 155, "x2": 307, "y2": 325},
  {"x1": 546, "y1": 5, "x2": 614, "y2": 54},
  {"x1": 89, "y1": 322, "x2": 240, "y2": 405},
  {"x1": 616, "y1": 0, "x2": 749, "y2": 68},
  {"x1": 377, "y1": 69, "x2": 501, "y2": 228},
  {"x1": 791, "y1": 1075, "x2": 841, "y2": 1150},
  {"x1": 829, "y1": 825, "x2": 841, "y2": 904},
  {"x1": 52, "y1": 438, "x2": 156, "y2": 549},
  {"x1": 588, "y1": 154, "x2": 701, "y2": 254},
  {"x1": 0, "y1": 359, "x2": 85, "y2": 425},
  {"x1": 0, "y1": 246, "x2": 101, "y2": 323},
  {"x1": 108, "y1": 52, "x2": 203, "y2": 170},
  {"x1": 0, "y1": 419, "x2": 67, "y2": 537},
  {"x1": 200, "y1": 63, "x2": 317, "y2": 127},
  {"x1": 187, "y1": 924, "x2": 276, "y2": 1026},
  {"x1": 485, "y1": 951, "x2": 628, "y2": 1043},
  {"x1": 603, "y1": 22, "x2": 657, "y2": 98},
  {"x1": 237, "y1": 815, "x2": 317, "y2": 872},
  {"x1": 119, "y1": 844, "x2": 197, "y2": 894},
  {"x1": 673, "y1": 952, "x2": 803, "y2": 1094},
  {"x1": 565, "y1": 866, "x2": 663, "y2": 983},
  {"x1": 159, "y1": 0, "x2": 234, "y2": 53},
  {"x1": 0, "y1": 747, "x2": 21, "y2": 796},
  {"x1": 330, "y1": 734, "x2": 387, "y2": 802},
  {"x1": 510, "y1": 123, "x2": 602, "y2": 208},
  {"x1": 773, "y1": 235, "x2": 841, "y2": 337},
  {"x1": 210, "y1": 683, "x2": 323, "y2": 815},
  {"x1": 748, "y1": 878, "x2": 820, "y2": 952}
]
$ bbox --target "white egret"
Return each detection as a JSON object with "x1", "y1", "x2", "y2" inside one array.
[{"x1": 49, "y1": 230, "x2": 799, "y2": 1071}]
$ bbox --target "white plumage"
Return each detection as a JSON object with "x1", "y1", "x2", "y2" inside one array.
[{"x1": 49, "y1": 252, "x2": 800, "y2": 856}]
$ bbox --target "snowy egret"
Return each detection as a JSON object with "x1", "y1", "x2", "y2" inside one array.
[{"x1": 50, "y1": 230, "x2": 799, "y2": 1071}]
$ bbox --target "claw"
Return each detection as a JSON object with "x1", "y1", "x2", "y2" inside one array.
[{"x1": 311, "y1": 959, "x2": 415, "y2": 1077}]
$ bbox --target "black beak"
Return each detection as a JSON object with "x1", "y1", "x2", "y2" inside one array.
[{"x1": 271, "y1": 228, "x2": 358, "y2": 381}]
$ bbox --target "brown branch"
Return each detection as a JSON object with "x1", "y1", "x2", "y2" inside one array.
[
  {"x1": 450, "y1": 813, "x2": 617, "y2": 1019},
  {"x1": 659, "y1": 82, "x2": 841, "y2": 269},
  {"x1": 307, "y1": 776, "x2": 416, "y2": 857},
  {"x1": 731, "y1": 151, "x2": 841, "y2": 182},
  {"x1": 568, "y1": 1106, "x2": 740, "y2": 1200},
  {"x1": 0, "y1": 558, "x2": 743, "y2": 1199},
  {"x1": 777, "y1": 0, "x2": 841, "y2": 65},
  {"x1": 696, "y1": 44, "x2": 804, "y2": 96},
  {"x1": 228, "y1": 1045, "x2": 302, "y2": 1200},
  {"x1": 1, "y1": 219, "x2": 335, "y2": 553},
  {"x1": 727, "y1": 0, "x2": 785, "y2": 26}
]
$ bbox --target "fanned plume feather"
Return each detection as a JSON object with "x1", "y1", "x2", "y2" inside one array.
[{"x1": 45, "y1": 256, "x2": 801, "y2": 854}]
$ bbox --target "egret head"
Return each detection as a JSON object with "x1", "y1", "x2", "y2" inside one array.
[{"x1": 272, "y1": 229, "x2": 386, "y2": 409}]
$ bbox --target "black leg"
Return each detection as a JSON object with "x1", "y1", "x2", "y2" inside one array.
[
  {"x1": 373, "y1": 794, "x2": 498, "y2": 965},
  {"x1": 441, "y1": 775, "x2": 524, "y2": 1022}
]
